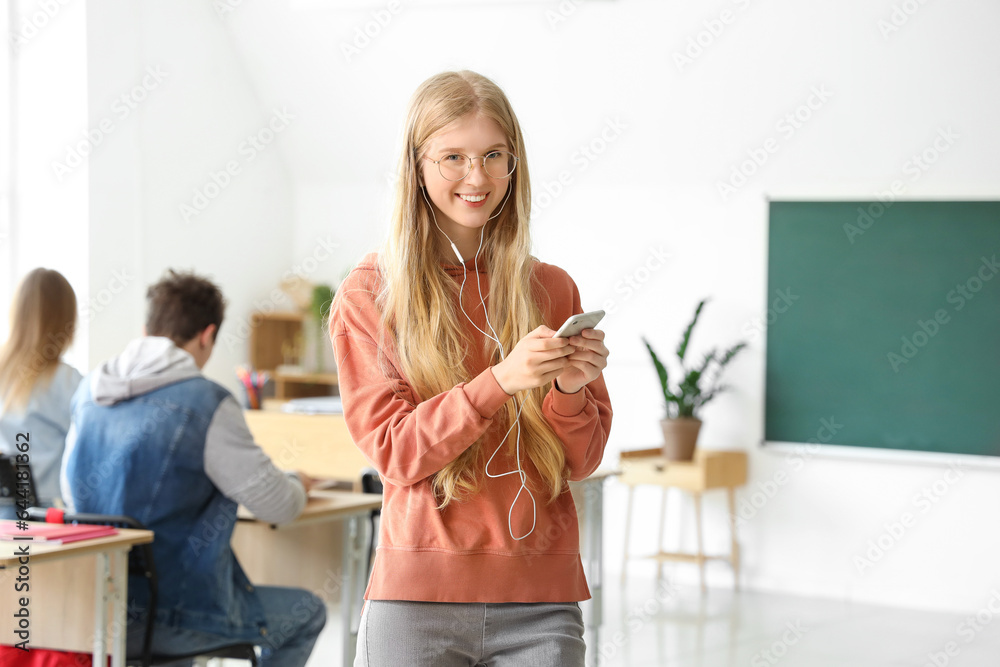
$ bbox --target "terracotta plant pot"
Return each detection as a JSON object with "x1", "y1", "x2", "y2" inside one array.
[{"x1": 660, "y1": 418, "x2": 702, "y2": 461}]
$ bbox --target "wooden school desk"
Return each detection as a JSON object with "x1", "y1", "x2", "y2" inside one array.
[
  {"x1": 242, "y1": 408, "x2": 613, "y2": 642},
  {"x1": 232, "y1": 490, "x2": 383, "y2": 667},
  {"x1": 0, "y1": 526, "x2": 154, "y2": 666},
  {"x1": 243, "y1": 408, "x2": 369, "y2": 487},
  {"x1": 619, "y1": 448, "x2": 748, "y2": 593}
]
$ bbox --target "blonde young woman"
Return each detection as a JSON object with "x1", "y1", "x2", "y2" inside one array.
[
  {"x1": 329, "y1": 70, "x2": 613, "y2": 666},
  {"x1": 0, "y1": 268, "x2": 83, "y2": 518}
]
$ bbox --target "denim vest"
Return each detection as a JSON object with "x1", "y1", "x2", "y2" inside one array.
[{"x1": 65, "y1": 376, "x2": 268, "y2": 638}]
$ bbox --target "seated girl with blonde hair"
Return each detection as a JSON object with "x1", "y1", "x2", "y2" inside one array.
[{"x1": 0, "y1": 268, "x2": 83, "y2": 518}]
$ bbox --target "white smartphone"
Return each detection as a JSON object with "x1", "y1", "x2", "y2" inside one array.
[{"x1": 554, "y1": 309, "x2": 606, "y2": 338}]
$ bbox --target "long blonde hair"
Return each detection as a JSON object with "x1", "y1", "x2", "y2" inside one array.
[
  {"x1": 0, "y1": 268, "x2": 77, "y2": 413},
  {"x1": 374, "y1": 70, "x2": 567, "y2": 507}
]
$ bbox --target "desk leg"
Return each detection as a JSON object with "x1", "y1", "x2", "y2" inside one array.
[
  {"x1": 656, "y1": 488, "x2": 668, "y2": 582},
  {"x1": 586, "y1": 478, "x2": 604, "y2": 629},
  {"x1": 727, "y1": 487, "x2": 740, "y2": 591},
  {"x1": 93, "y1": 549, "x2": 128, "y2": 667},
  {"x1": 354, "y1": 516, "x2": 368, "y2": 624},
  {"x1": 341, "y1": 516, "x2": 357, "y2": 667},
  {"x1": 94, "y1": 552, "x2": 109, "y2": 667},
  {"x1": 693, "y1": 492, "x2": 706, "y2": 596},
  {"x1": 621, "y1": 485, "x2": 633, "y2": 585},
  {"x1": 579, "y1": 479, "x2": 604, "y2": 667},
  {"x1": 110, "y1": 548, "x2": 128, "y2": 667},
  {"x1": 342, "y1": 514, "x2": 368, "y2": 667}
]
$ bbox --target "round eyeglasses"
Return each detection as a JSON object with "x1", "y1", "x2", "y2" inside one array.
[{"x1": 425, "y1": 150, "x2": 518, "y2": 182}]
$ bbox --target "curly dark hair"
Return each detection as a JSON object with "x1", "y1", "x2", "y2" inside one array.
[{"x1": 145, "y1": 269, "x2": 226, "y2": 346}]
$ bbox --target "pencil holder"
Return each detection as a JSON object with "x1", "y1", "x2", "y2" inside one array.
[
  {"x1": 235, "y1": 364, "x2": 269, "y2": 410},
  {"x1": 239, "y1": 385, "x2": 260, "y2": 410}
]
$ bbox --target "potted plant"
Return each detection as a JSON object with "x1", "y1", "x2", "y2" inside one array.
[
  {"x1": 642, "y1": 299, "x2": 747, "y2": 461},
  {"x1": 310, "y1": 284, "x2": 336, "y2": 372}
]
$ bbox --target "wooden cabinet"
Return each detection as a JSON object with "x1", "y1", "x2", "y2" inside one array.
[{"x1": 249, "y1": 311, "x2": 339, "y2": 400}]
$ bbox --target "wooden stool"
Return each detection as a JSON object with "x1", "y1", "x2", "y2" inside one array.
[{"x1": 619, "y1": 448, "x2": 747, "y2": 594}]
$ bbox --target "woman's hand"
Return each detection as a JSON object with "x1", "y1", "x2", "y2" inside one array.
[
  {"x1": 492, "y1": 325, "x2": 574, "y2": 395},
  {"x1": 553, "y1": 328, "x2": 609, "y2": 394}
]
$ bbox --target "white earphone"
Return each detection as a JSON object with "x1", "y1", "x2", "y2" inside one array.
[{"x1": 420, "y1": 184, "x2": 536, "y2": 541}]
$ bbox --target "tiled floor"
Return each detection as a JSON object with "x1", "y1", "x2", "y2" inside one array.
[{"x1": 297, "y1": 575, "x2": 1000, "y2": 666}]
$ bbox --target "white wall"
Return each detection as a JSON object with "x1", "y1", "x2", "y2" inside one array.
[
  {"x1": 84, "y1": 0, "x2": 298, "y2": 396},
  {"x1": 1, "y1": 2, "x2": 12, "y2": 340},
  {"x1": 7, "y1": 0, "x2": 301, "y2": 394},
  {"x1": 14, "y1": 0, "x2": 999, "y2": 615},
  {"x1": 211, "y1": 0, "x2": 1000, "y2": 613},
  {"x1": 8, "y1": 0, "x2": 89, "y2": 371}
]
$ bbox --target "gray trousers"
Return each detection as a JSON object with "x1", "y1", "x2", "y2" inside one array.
[{"x1": 354, "y1": 600, "x2": 586, "y2": 667}]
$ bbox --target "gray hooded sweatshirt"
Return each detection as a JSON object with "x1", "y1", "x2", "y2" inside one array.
[{"x1": 61, "y1": 336, "x2": 305, "y2": 524}]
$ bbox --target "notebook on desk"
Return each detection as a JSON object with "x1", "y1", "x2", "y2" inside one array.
[
  {"x1": 281, "y1": 396, "x2": 343, "y2": 415},
  {"x1": 0, "y1": 520, "x2": 118, "y2": 544}
]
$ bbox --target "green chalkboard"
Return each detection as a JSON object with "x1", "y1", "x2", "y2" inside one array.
[{"x1": 765, "y1": 201, "x2": 1000, "y2": 457}]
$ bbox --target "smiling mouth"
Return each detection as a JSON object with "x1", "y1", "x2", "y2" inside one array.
[{"x1": 457, "y1": 193, "x2": 488, "y2": 203}]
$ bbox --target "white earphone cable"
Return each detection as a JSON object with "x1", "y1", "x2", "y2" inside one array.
[{"x1": 420, "y1": 184, "x2": 535, "y2": 540}]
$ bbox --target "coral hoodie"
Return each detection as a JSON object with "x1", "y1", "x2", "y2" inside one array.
[{"x1": 329, "y1": 252, "x2": 613, "y2": 603}]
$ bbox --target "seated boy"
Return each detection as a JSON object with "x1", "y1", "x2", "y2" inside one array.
[{"x1": 62, "y1": 269, "x2": 325, "y2": 666}]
